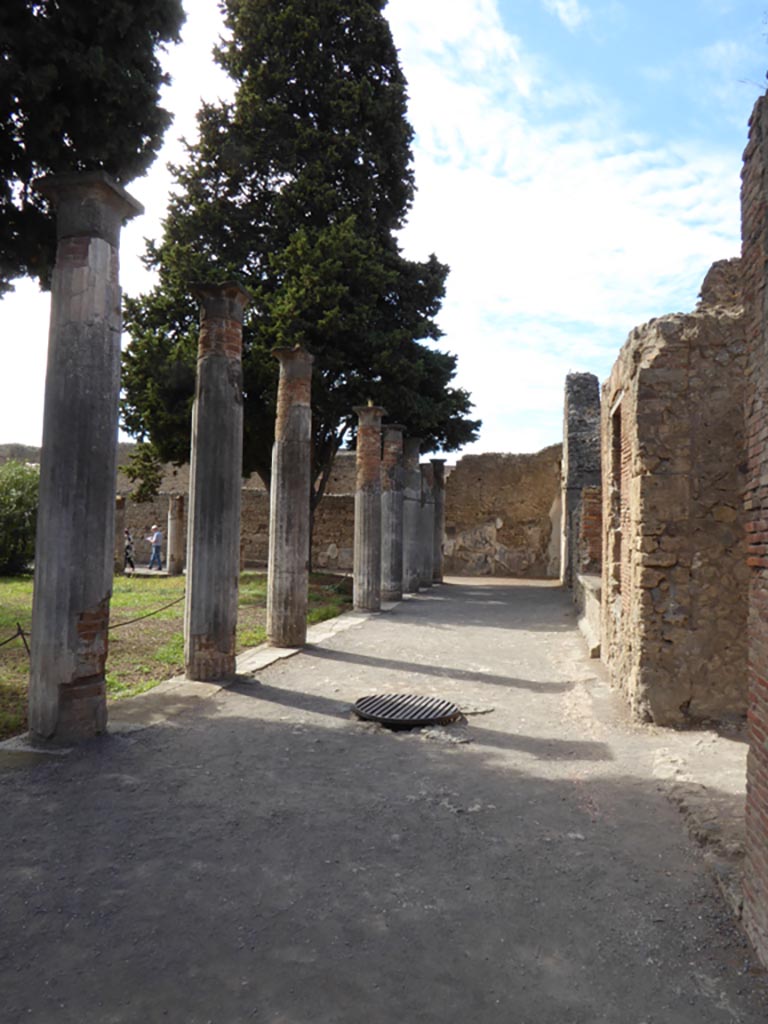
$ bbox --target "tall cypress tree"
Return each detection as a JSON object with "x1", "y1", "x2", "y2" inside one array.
[
  {"x1": 122, "y1": 0, "x2": 479, "y2": 502},
  {"x1": 0, "y1": 0, "x2": 184, "y2": 295}
]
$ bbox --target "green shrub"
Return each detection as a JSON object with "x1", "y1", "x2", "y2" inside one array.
[{"x1": 0, "y1": 461, "x2": 39, "y2": 575}]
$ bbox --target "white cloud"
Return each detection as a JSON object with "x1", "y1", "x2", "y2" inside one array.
[
  {"x1": 542, "y1": 0, "x2": 591, "y2": 31},
  {"x1": 386, "y1": 0, "x2": 743, "y2": 454},
  {"x1": 0, "y1": 0, "x2": 754, "y2": 458}
]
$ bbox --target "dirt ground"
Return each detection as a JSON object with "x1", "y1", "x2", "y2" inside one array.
[{"x1": 0, "y1": 578, "x2": 766, "y2": 1023}]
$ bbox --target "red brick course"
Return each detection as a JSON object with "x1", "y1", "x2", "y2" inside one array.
[{"x1": 742, "y1": 96, "x2": 768, "y2": 964}]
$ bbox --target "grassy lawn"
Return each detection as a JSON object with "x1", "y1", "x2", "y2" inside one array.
[{"x1": 0, "y1": 570, "x2": 352, "y2": 741}]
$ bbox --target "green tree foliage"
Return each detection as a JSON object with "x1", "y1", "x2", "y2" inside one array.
[
  {"x1": 122, "y1": 0, "x2": 480, "y2": 504},
  {"x1": 0, "y1": 0, "x2": 184, "y2": 295},
  {"x1": 0, "y1": 461, "x2": 39, "y2": 575}
]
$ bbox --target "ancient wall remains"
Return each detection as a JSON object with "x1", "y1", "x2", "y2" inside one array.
[
  {"x1": 14, "y1": 442, "x2": 559, "y2": 580},
  {"x1": 443, "y1": 446, "x2": 562, "y2": 578},
  {"x1": 741, "y1": 95, "x2": 768, "y2": 965},
  {"x1": 561, "y1": 373, "x2": 601, "y2": 588},
  {"x1": 601, "y1": 258, "x2": 747, "y2": 727}
]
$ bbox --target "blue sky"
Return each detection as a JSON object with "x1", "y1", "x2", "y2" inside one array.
[{"x1": 0, "y1": 0, "x2": 766, "y2": 454}]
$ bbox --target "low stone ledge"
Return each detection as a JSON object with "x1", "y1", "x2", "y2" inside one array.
[{"x1": 574, "y1": 573, "x2": 602, "y2": 658}]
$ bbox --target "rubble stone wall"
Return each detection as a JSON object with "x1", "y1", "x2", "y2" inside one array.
[
  {"x1": 601, "y1": 259, "x2": 747, "y2": 727},
  {"x1": 443, "y1": 446, "x2": 562, "y2": 578},
  {"x1": 27, "y1": 443, "x2": 561, "y2": 581}
]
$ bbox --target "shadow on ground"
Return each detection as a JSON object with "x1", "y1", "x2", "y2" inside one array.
[{"x1": 0, "y1": 685, "x2": 765, "y2": 1024}]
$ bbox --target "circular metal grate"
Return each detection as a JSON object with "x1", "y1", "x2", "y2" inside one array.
[{"x1": 353, "y1": 693, "x2": 461, "y2": 729}]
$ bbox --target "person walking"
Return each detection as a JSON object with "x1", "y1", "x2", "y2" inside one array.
[
  {"x1": 124, "y1": 528, "x2": 135, "y2": 574},
  {"x1": 147, "y1": 525, "x2": 164, "y2": 571}
]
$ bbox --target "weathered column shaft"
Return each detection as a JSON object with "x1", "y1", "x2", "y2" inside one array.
[
  {"x1": 28, "y1": 171, "x2": 142, "y2": 742},
  {"x1": 431, "y1": 459, "x2": 446, "y2": 582},
  {"x1": 114, "y1": 495, "x2": 126, "y2": 574},
  {"x1": 402, "y1": 437, "x2": 423, "y2": 593},
  {"x1": 419, "y1": 464, "x2": 435, "y2": 588},
  {"x1": 166, "y1": 494, "x2": 185, "y2": 576},
  {"x1": 184, "y1": 282, "x2": 250, "y2": 681},
  {"x1": 381, "y1": 424, "x2": 405, "y2": 602},
  {"x1": 267, "y1": 346, "x2": 314, "y2": 647},
  {"x1": 353, "y1": 406, "x2": 386, "y2": 612}
]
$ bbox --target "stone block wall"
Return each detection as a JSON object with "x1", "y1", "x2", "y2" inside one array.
[
  {"x1": 561, "y1": 373, "x2": 601, "y2": 587},
  {"x1": 443, "y1": 446, "x2": 562, "y2": 578},
  {"x1": 601, "y1": 259, "x2": 747, "y2": 727},
  {"x1": 741, "y1": 95, "x2": 768, "y2": 965}
]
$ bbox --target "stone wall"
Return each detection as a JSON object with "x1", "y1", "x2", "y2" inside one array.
[
  {"x1": 443, "y1": 446, "x2": 562, "y2": 578},
  {"x1": 17, "y1": 442, "x2": 560, "y2": 580},
  {"x1": 741, "y1": 95, "x2": 768, "y2": 965},
  {"x1": 601, "y1": 258, "x2": 747, "y2": 727},
  {"x1": 561, "y1": 373, "x2": 601, "y2": 587}
]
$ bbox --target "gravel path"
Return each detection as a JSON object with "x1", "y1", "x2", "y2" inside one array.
[{"x1": 0, "y1": 579, "x2": 765, "y2": 1023}]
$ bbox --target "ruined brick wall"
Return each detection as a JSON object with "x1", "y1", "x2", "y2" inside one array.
[
  {"x1": 741, "y1": 95, "x2": 768, "y2": 965},
  {"x1": 601, "y1": 259, "x2": 747, "y2": 727},
  {"x1": 443, "y1": 446, "x2": 562, "y2": 578},
  {"x1": 576, "y1": 485, "x2": 602, "y2": 575},
  {"x1": 561, "y1": 373, "x2": 601, "y2": 587}
]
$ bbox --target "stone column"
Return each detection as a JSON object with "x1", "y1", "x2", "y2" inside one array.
[
  {"x1": 267, "y1": 346, "x2": 314, "y2": 647},
  {"x1": 166, "y1": 494, "x2": 185, "y2": 576},
  {"x1": 28, "y1": 171, "x2": 143, "y2": 742},
  {"x1": 402, "y1": 437, "x2": 422, "y2": 593},
  {"x1": 560, "y1": 372, "x2": 601, "y2": 588},
  {"x1": 431, "y1": 459, "x2": 446, "y2": 583},
  {"x1": 114, "y1": 495, "x2": 126, "y2": 575},
  {"x1": 381, "y1": 424, "x2": 405, "y2": 602},
  {"x1": 419, "y1": 463, "x2": 435, "y2": 588},
  {"x1": 184, "y1": 282, "x2": 250, "y2": 681},
  {"x1": 353, "y1": 405, "x2": 386, "y2": 612}
]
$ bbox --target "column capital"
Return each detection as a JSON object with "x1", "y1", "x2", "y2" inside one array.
[
  {"x1": 36, "y1": 170, "x2": 143, "y2": 246},
  {"x1": 354, "y1": 404, "x2": 387, "y2": 425},
  {"x1": 190, "y1": 281, "x2": 251, "y2": 324},
  {"x1": 272, "y1": 345, "x2": 314, "y2": 376}
]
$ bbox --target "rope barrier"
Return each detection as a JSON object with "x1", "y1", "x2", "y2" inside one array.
[
  {"x1": 0, "y1": 624, "x2": 28, "y2": 650},
  {"x1": 0, "y1": 592, "x2": 187, "y2": 657},
  {"x1": 108, "y1": 593, "x2": 186, "y2": 631}
]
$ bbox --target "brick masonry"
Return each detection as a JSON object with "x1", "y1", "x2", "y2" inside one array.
[
  {"x1": 601, "y1": 259, "x2": 747, "y2": 727},
  {"x1": 741, "y1": 95, "x2": 768, "y2": 965}
]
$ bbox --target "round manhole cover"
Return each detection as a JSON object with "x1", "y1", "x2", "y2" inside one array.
[{"x1": 353, "y1": 694, "x2": 461, "y2": 729}]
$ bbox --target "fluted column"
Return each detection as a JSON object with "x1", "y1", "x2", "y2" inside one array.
[
  {"x1": 267, "y1": 346, "x2": 314, "y2": 646},
  {"x1": 402, "y1": 437, "x2": 422, "y2": 593},
  {"x1": 184, "y1": 282, "x2": 250, "y2": 681},
  {"x1": 166, "y1": 494, "x2": 185, "y2": 576},
  {"x1": 29, "y1": 171, "x2": 142, "y2": 742},
  {"x1": 114, "y1": 495, "x2": 126, "y2": 575},
  {"x1": 353, "y1": 405, "x2": 386, "y2": 611},
  {"x1": 431, "y1": 459, "x2": 446, "y2": 582},
  {"x1": 381, "y1": 423, "x2": 405, "y2": 601},
  {"x1": 419, "y1": 463, "x2": 435, "y2": 588}
]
